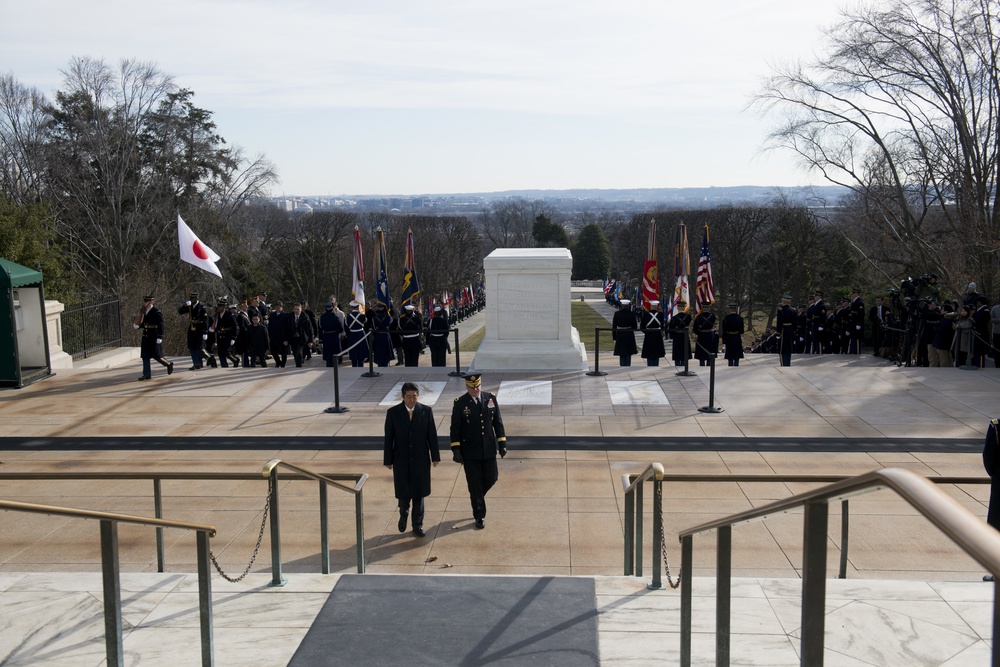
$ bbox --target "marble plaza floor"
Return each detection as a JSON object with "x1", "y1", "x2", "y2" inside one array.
[{"x1": 0, "y1": 294, "x2": 998, "y2": 665}]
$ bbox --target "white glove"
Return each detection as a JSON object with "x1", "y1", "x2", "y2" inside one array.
[
  {"x1": 132, "y1": 323, "x2": 139, "y2": 329},
  {"x1": 209, "y1": 328, "x2": 215, "y2": 332},
  {"x1": 202, "y1": 334, "x2": 208, "y2": 340},
  {"x1": 230, "y1": 339, "x2": 235, "y2": 346},
  {"x1": 156, "y1": 338, "x2": 162, "y2": 344},
  {"x1": 818, "y1": 327, "x2": 824, "y2": 331},
  {"x1": 856, "y1": 325, "x2": 861, "y2": 330},
  {"x1": 185, "y1": 300, "x2": 191, "y2": 306}
]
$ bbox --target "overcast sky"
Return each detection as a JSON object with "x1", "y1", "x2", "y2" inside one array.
[{"x1": 2, "y1": 0, "x2": 847, "y2": 196}]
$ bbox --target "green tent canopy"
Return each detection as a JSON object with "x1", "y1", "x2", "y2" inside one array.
[{"x1": 0, "y1": 258, "x2": 43, "y2": 288}]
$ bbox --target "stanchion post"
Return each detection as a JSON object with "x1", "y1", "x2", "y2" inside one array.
[
  {"x1": 324, "y1": 352, "x2": 350, "y2": 413},
  {"x1": 587, "y1": 326, "x2": 607, "y2": 376},
  {"x1": 360, "y1": 330, "x2": 381, "y2": 378},
  {"x1": 698, "y1": 347, "x2": 723, "y2": 413},
  {"x1": 449, "y1": 328, "x2": 463, "y2": 376},
  {"x1": 677, "y1": 329, "x2": 696, "y2": 377}
]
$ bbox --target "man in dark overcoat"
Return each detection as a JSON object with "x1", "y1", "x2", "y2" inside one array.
[
  {"x1": 384, "y1": 382, "x2": 440, "y2": 537},
  {"x1": 612, "y1": 299, "x2": 638, "y2": 366},
  {"x1": 776, "y1": 295, "x2": 796, "y2": 367},
  {"x1": 450, "y1": 373, "x2": 506, "y2": 529}
]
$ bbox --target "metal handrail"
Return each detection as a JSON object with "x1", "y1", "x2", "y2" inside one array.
[
  {"x1": 0, "y1": 467, "x2": 369, "y2": 579},
  {"x1": 0, "y1": 499, "x2": 216, "y2": 667},
  {"x1": 261, "y1": 459, "x2": 369, "y2": 587},
  {"x1": 621, "y1": 462, "x2": 665, "y2": 589},
  {"x1": 675, "y1": 467, "x2": 1000, "y2": 667}
]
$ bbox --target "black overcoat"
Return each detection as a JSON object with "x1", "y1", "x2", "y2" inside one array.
[
  {"x1": 984, "y1": 419, "x2": 1000, "y2": 530},
  {"x1": 384, "y1": 402, "x2": 440, "y2": 499}
]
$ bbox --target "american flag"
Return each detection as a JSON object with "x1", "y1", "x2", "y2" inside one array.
[{"x1": 695, "y1": 225, "x2": 714, "y2": 315}]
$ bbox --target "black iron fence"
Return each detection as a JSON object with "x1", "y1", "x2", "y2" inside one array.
[{"x1": 61, "y1": 294, "x2": 122, "y2": 360}]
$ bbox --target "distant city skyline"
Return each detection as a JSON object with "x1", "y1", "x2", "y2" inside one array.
[{"x1": 2, "y1": 1, "x2": 848, "y2": 195}]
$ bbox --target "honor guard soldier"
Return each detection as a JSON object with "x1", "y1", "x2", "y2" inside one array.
[
  {"x1": 776, "y1": 295, "x2": 796, "y2": 366},
  {"x1": 808, "y1": 290, "x2": 828, "y2": 354},
  {"x1": 427, "y1": 305, "x2": 450, "y2": 366},
  {"x1": 399, "y1": 304, "x2": 424, "y2": 367},
  {"x1": 640, "y1": 300, "x2": 666, "y2": 366},
  {"x1": 450, "y1": 373, "x2": 507, "y2": 529},
  {"x1": 318, "y1": 301, "x2": 345, "y2": 366},
  {"x1": 178, "y1": 292, "x2": 216, "y2": 370},
  {"x1": 795, "y1": 304, "x2": 808, "y2": 354},
  {"x1": 611, "y1": 299, "x2": 638, "y2": 366},
  {"x1": 370, "y1": 302, "x2": 396, "y2": 367},
  {"x1": 134, "y1": 295, "x2": 173, "y2": 380},
  {"x1": 214, "y1": 298, "x2": 240, "y2": 367},
  {"x1": 847, "y1": 290, "x2": 865, "y2": 354},
  {"x1": 721, "y1": 302, "x2": 744, "y2": 367},
  {"x1": 693, "y1": 301, "x2": 718, "y2": 367},
  {"x1": 669, "y1": 300, "x2": 692, "y2": 367},
  {"x1": 345, "y1": 300, "x2": 370, "y2": 367}
]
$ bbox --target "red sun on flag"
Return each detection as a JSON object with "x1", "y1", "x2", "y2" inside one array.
[{"x1": 192, "y1": 240, "x2": 210, "y2": 260}]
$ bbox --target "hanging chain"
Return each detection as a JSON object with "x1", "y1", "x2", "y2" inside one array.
[
  {"x1": 209, "y1": 477, "x2": 273, "y2": 583},
  {"x1": 657, "y1": 483, "x2": 681, "y2": 589}
]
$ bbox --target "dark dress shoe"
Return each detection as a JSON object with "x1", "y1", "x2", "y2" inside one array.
[
  {"x1": 475, "y1": 518, "x2": 485, "y2": 530},
  {"x1": 167, "y1": 362, "x2": 174, "y2": 375},
  {"x1": 137, "y1": 376, "x2": 150, "y2": 381},
  {"x1": 413, "y1": 527, "x2": 426, "y2": 537},
  {"x1": 398, "y1": 513, "x2": 408, "y2": 532}
]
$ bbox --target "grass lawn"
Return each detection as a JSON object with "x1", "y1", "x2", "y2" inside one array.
[{"x1": 458, "y1": 301, "x2": 610, "y2": 353}]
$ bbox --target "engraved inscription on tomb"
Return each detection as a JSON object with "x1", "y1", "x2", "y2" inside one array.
[{"x1": 496, "y1": 273, "x2": 558, "y2": 340}]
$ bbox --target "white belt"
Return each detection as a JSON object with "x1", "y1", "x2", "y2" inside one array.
[
  {"x1": 403, "y1": 333, "x2": 420, "y2": 338},
  {"x1": 349, "y1": 328, "x2": 364, "y2": 332}
]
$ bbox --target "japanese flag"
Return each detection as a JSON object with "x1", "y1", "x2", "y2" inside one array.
[{"x1": 177, "y1": 215, "x2": 222, "y2": 278}]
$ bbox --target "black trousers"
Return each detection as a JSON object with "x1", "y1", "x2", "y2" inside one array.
[
  {"x1": 398, "y1": 496, "x2": 425, "y2": 529},
  {"x1": 463, "y1": 458, "x2": 498, "y2": 521},
  {"x1": 291, "y1": 339, "x2": 308, "y2": 367}
]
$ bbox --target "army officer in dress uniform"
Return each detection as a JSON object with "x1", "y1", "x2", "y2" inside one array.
[
  {"x1": 134, "y1": 295, "x2": 173, "y2": 380},
  {"x1": 450, "y1": 373, "x2": 507, "y2": 529}
]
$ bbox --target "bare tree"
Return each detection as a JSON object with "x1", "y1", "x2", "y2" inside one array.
[
  {"x1": 0, "y1": 74, "x2": 48, "y2": 204},
  {"x1": 754, "y1": 0, "x2": 1000, "y2": 295}
]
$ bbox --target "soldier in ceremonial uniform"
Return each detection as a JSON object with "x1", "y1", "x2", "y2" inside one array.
[
  {"x1": 214, "y1": 298, "x2": 240, "y2": 367},
  {"x1": 669, "y1": 300, "x2": 692, "y2": 367},
  {"x1": 399, "y1": 304, "x2": 424, "y2": 367},
  {"x1": 721, "y1": 302, "x2": 744, "y2": 367},
  {"x1": 345, "y1": 301, "x2": 370, "y2": 367},
  {"x1": 693, "y1": 301, "x2": 718, "y2": 367},
  {"x1": 134, "y1": 295, "x2": 173, "y2": 380},
  {"x1": 427, "y1": 305, "x2": 451, "y2": 367},
  {"x1": 640, "y1": 300, "x2": 666, "y2": 366},
  {"x1": 450, "y1": 373, "x2": 507, "y2": 529},
  {"x1": 318, "y1": 301, "x2": 344, "y2": 367},
  {"x1": 794, "y1": 304, "x2": 808, "y2": 354},
  {"x1": 776, "y1": 295, "x2": 796, "y2": 367},
  {"x1": 848, "y1": 289, "x2": 865, "y2": 354},
  {"x1": 611, "y1": 299, "x2": 638, "y2": 366},
  {"x1": 178, "y1": 292, "x2": 216, "y2": 370},
  {"x1": 808, "y1": 291, "x2": 828, "y2": 354},
  {"x1": 370, "y1": 302, "x2": 396, "y2": 367}
]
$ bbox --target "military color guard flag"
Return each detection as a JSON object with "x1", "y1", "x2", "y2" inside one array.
[{"x1": 177, "y1": 215, "x2": 222, "y2": 278}]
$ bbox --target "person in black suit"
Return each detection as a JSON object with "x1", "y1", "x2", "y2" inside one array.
[
  {"x1": 640, "y1": 300, "x2": 666, "y2": 366},
  {"x1": 869, "y1": 296, "x2": 888, "y2": 357},
  {"x1": 134, "y1": 295, "x2": 173, "y2": 380},
  {"x1": 384, "y1": 382, "x2": 440, "y2": 537},
  {"x1": 268, "y1": 302, "x2": 290, "y2": 368},
  {"x1": 289, "y1": 302, "x2": 315, "y2": 367},
  {"x1": 450, "y1": 373, "x2": 507, "y2": 529}
]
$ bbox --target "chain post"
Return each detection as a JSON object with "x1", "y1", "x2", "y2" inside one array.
[
  {"x1": 209, "y1": 477, "x2": 274, "y2": 584},
  {"x1": 656, "y1": 482, "x2": 681, "y2": 589}
]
